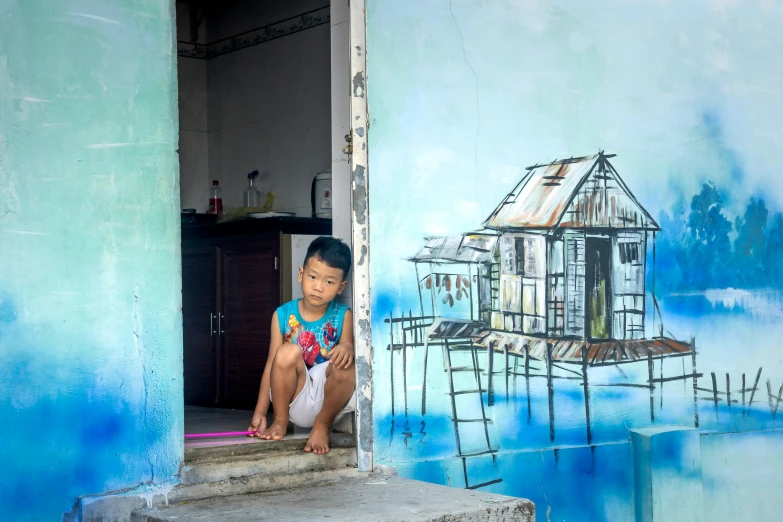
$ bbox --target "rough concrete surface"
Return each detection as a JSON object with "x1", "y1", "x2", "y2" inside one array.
[
  {"x1": 134, "y1": 476, "x2": 535, "y2": 521},
  {"x1": 78, "y1": 435, "x2": 359, "y2": 521},
  {"x1": 184, "y1": 433, "x2": 354, "y2": 464}
]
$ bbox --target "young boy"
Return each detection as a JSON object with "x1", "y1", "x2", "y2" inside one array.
[{"x1": 248, "y1": 236, "x2": 355, "y2": 454}]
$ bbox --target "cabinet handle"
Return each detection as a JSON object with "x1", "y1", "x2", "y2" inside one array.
[
  {"x1": 274, "y1": 256, "x2": 279, "y2": 270},
  {"x1": 218, "y1": 313, "x2": 224, "y2": 335},
  {"x1": 210, "y1": 313, "x2": 216, "y2": 336}
]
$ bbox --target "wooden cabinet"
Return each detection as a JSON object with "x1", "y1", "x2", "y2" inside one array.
[
  {"x1": 181, "y1": 218, "x2": 330, "y2": 409},
  {"x1": 219, "y1": 240, "x2": 279, "y2": 406},
  {"x1": 182, "y1": 247, "x2": 218, "y2": 405}
]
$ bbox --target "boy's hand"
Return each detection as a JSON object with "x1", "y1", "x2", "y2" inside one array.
[
  {"x1": 329, "y1": 344, "x2": 354, "y2": 369},
  {"x1": 248, "y1": 411, "x2": 267, "y2": 437}
]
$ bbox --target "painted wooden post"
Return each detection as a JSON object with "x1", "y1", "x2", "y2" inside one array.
[
  {"x1": 691, "y1": 337, "x2": 699, "y2": 428},
  {"x1": 524, "y1": 344, "x2": 531, "y2": 422},
  {"x1": 389, "y1": 313, "x2": 395, "y2": 418},
  {"x1": 648, "y1": 353, "x2": 655, "y2": 422},
  {"x1": 582, "y1": 346, "x2": 592, "y2": 445},
  {"x1": 402, "y1": 315, "x2": 408, "y2": 416},
  {"x1": 504, "y1": 343, "x2": 509, "y2": 400},
  {"x1": 546, "y1": 342, "x2": 555, "y2": 442},
  {"x1": 487, "y1": 340, "x2": 495, "y2": 406}
]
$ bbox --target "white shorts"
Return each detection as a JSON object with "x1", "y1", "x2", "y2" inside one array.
[{"x1": 272, "y1": 361, "x2": 357, "y2": 428}]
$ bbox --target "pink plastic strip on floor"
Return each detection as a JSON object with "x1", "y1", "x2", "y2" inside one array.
[{"x1": 184, "y1": 431, "x2": 256, "y2": 439}]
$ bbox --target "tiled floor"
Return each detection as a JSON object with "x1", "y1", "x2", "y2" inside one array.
[
  {"x1": 184, "y1": 406, "x2": 304, "y2": 449},
  {"x1": 184, "y1": 405, "x2": 353, "y2": 448},
  {"x1": 185, "y1": 405, "x2": 256, "y2": 434}
]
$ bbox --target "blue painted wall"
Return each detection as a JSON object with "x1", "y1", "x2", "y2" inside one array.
[
  {"x1": 702, "y1": 430, "x2": 783, "y2": 521},
  {"x1": 366, "y1": 0, "x2": 783, "y2": 519},
  {"x1": 0, "y1": 1, "x2": 183, "y2": 520}
]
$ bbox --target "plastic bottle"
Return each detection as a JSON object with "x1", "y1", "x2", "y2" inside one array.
[
  {"x1": 207, "y1": 180, "x2": 223, "y2": 214},
  {"x1": 244, "y1": 170, "x2": 261, "y2": 208}
]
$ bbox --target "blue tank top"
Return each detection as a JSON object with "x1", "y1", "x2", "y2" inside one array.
[{"x1": 277, "y1": 299, "x2": 350, "y2": 368}]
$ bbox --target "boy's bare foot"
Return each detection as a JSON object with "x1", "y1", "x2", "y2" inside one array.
[
  {"x1": 304, "y1": 423, "x2": 330, "y2": 454},
  {"x1": 260, "y1": 417, "x2": 288, "y2": 440}
]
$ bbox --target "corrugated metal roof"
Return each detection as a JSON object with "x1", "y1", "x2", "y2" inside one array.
[
  {"x1": 483, "y1": 154, "x2": 659, "y2": 231},
  {"x1": 409, "y1": 231, "x2": 499, "y2": 264}
]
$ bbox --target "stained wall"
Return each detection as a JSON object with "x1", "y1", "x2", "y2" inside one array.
[{"x1": 0, "y1": 1, "x2": 183, "y2": 520}]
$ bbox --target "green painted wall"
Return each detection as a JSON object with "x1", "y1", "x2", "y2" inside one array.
[{"x1": 0, "y1": 1, "x2": 183, "y2": 520}]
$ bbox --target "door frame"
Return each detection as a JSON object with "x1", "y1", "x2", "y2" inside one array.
[
  {"x1": 346, "y1": 0, "x2": 373, "y2": 473},
  {"x1": 584, "y1": 236, "x2": 612, "y2": 340}
]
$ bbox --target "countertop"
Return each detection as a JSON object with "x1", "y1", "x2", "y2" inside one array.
[{"x1": 181, "y1": 215, "x2": 332, "y2": 241}]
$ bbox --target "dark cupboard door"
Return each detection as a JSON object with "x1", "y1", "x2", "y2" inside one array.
[
  {"x1": 182, "y1": 248, "x2": 218, "y2": 405},
  {"x1": 219, "y1": 240, "x2": 279, "y2": 408}
]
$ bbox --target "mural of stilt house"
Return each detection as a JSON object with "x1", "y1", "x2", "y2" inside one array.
[
  {"x1": 399, "y1": 153, "x2": 698, "y2": 460},
  {"x1": 483, "y1": 152, "x2": 658, "y2": 341},
  {"x1": 411, "y1": 152, "x2": 662, "y2": 342}
]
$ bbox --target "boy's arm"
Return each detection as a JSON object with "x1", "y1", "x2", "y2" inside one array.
[
  {"x1": 249, "y1": 311, "x2": 285, "y2": 433},
  {"x1": 328, "y1": 309, "x2": 354, "y2": 370}
]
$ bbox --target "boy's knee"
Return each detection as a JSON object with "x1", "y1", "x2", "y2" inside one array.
[
  {"x1": 273, "y1": 343, "x2": 301, "y2": 368},
  {"x1": 328, "y1": 364, "x2": 355, "y2": 386}
]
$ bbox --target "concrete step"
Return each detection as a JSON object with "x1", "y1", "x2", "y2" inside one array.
[
  {"x1": 174, "y1": 433, "x2": 357, "y2": 503},
  {"x1": 78, "y1": 434, "x2": 360, "y2": 522},
  {"x1": 182, "y1": 433, "x2": 356, "y2": 483},
  {"x1": 133, "y1": 475, "x2": 535, "y2": 522}
]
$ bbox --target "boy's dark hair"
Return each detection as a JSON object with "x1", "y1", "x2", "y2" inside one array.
[{"x1": 304, "y1": 236, "x2": 352, "y2": 281}]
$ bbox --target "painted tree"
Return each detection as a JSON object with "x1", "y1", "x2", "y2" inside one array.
[
  {"x1": 764, "y1": 213, "x2": 783, "y2": 288},
  {"x1": 653, "y1": 197, "x2": 688, "y2": 292},
  {"x1": 685, "y1": 183, "x2": 733, "y2": 290},
  {"x1": 733, "y1": 197, "x2": 768, "y2": 287}
]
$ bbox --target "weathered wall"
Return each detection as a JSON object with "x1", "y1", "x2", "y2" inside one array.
[
  {"x1": 0, "y1": 1, "x2": 183, "y2": 520},
  {"x1": 177, "y1": 2, "x2": 209, "y2": 213},
  {"x1": 366, "y1": 0, "x2": 783, "y2": 520},
  {"x1": 176, "y1": 0, "x2": 332, "y2": 214},
  {"x1": 206, "y1": 0, "x2": 331, "y2": 215}
]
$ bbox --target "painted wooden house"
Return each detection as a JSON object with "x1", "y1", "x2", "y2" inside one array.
[{"x1": 411, "y1": 152, "x2": 660, "y2": 341}]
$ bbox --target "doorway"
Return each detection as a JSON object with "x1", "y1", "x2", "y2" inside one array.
[
  {"x1": 585, "y1": 237, "x2": 612, "y2": 340},
  {"x1": 175, "y1": 0, "x2": 352, "y2": 446}
]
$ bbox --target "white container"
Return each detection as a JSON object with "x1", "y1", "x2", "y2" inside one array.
[{"x1": 312, "y1": 171, "x2": 332, "y2": 218}]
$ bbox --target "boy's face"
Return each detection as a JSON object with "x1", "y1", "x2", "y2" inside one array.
[{"x1": 298, "y1": 255, "x2": 347, "y2": 308}]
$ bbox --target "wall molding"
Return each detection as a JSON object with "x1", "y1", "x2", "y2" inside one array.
[{"x1": 178, "y1": 6, "x2": 330, "y2": 60}]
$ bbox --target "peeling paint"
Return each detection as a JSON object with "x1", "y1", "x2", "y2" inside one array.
[
  {"x1": 355, "y1": 127, "x2": 365, "y2": 138},
  {"x1": 357, "y1": 244, "x2": 367, "y2": 266},
  {"x1": 352, "y1": 71, "x2": 365, "y2": 98},
  {"x1": 357, "y1": 355, "x2": 374, "y2": 459},
  {"x1": 358, "y1": 318, "x2": 371, "y2": 342},
  {"x1": 352, "y1": 164, "x2": 367, "y2": 226}
]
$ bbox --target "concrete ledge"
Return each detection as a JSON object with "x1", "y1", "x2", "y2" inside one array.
[
  {"x1": 631, "y1": 426, "x2": 703, "y2": 522},
  {"x1": 134, "y1": 476, "x2": 535, "y2": 522},
  {"x1": 169, "y1": 465, "x2": 363, "y2": 504}
]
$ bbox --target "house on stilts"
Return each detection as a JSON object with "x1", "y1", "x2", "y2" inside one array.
[
  {"x1": 411, "y1": 152, "x2": 693, "y2": 361},
  {"x1": 387, "y1": 152, "x2": 698, "y2": 489}
]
